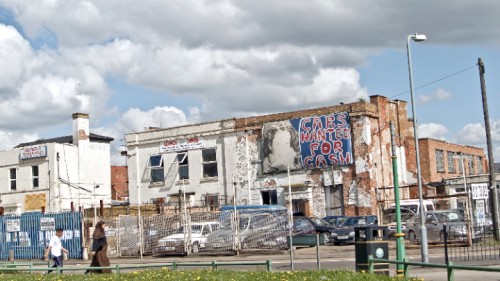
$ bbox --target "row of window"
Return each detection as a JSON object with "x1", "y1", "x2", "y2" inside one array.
[
  {"x1": 435, "y1": 150, "x2": 483, "y2": 175},
  {"x1": 148, "y1": 148, "x2": 218, "y2": 183},
  {"x1": 8, "y1": 166, "x2": 39, "y2": 190}
]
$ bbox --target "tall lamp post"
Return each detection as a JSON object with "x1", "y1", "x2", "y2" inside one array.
[{"x1": 406, "y1": 33, "x2": 429, "y2": 263}]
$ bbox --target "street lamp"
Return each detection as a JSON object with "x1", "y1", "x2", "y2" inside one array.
[{"x1": 406, "y1": 33, "x2": 429, "y2": 263}]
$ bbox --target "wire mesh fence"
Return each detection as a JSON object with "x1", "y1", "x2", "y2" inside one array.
[{"x1": 91, "y1": 208, "x2": 290, "y2": 258}]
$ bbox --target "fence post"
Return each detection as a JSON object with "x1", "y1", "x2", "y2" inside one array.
[
  {"x1": 266, "y1": 260, "x2": 272, "y2": 272},
  {"x1": 443, "y1": 225, "x2": 449, "y2": 265},
  {"x1": 368, "y1": 255, "x2": 374, "y2": 273},
  {"x1": 115, "y1": 264, "x2": 120, "y2": 275},
  {"x1": 8, "y1": 249, "x2": 14, "y2": 261},
  {"x1": 172, "y1": 261, "x2": 177, "y2": 270},
  {"x1": 447, "y1": 261, "x2": 454, "y2": 281},
  {"x1": 403, "y1": 257, "x2": 410, "y2": 279}
]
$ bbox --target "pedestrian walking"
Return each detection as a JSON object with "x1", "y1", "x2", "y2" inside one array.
[
  {"x1": 43, "y1": 228, "x2": 68, "y2": 274},
  {"x1": 85, "y1": 221, "x2": 111, "y2": 274}
]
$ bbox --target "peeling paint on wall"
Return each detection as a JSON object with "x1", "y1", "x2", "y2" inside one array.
[{"x1": 347, "y1": 181, "x2": 372, "y2": 208}]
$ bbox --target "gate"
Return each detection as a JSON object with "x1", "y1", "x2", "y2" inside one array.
[{"x1": 0, "y1": 211, "x2": 83, "y2": 260}]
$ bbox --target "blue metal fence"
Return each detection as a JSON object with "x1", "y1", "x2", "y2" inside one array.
[{"x1": 0, "y1": 211, "x2": 82, "y2": 260}]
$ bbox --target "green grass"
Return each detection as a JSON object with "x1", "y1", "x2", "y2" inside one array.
[{"x1": 0, "y1": 269, "x2": 419, "y2": 281}]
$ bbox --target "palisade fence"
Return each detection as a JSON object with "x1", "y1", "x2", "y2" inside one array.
[{"x1": 0, "y1": 211, "x2": 82, "y2": 260}]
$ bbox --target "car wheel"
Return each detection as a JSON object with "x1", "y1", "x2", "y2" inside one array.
[
  {"x1": 408, "y1": 231, "x2": 416, "y2": 243},
  {"x1": 191, "y1": 242, "x2": 200, "y2": 254}
]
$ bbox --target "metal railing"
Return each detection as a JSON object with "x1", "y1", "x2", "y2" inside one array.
[
  {"x1": 0, "y1": 259, "x2": 273, "y2": 274},
  {"x1": 368, "y1": 255, "x2": 500, "y2": 281}
]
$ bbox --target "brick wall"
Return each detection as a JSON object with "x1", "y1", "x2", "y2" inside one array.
[
  {"x1": 111, "y1": 166, "x2": 128, "y2": 200},
  {"x1": 418, "y1": 138, "x2": 488, "y2": 183}
]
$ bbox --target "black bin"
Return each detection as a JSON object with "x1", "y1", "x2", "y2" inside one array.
[{"x1": 354, "y1": 226, "x2": 389, "y2": 275}]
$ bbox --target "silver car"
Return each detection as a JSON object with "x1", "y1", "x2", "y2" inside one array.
[{"x1": 406, "y1": 210, "x2": 482, "y2": 243}]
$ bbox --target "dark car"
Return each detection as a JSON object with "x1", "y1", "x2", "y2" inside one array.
[
  {"x1": 323, "y1": 215, "x2": 348, "y2": 228},
  {"x1": 292, "y1": 217, "x2": 316, "y2": 235},
  {"x1": 295, "y1": 216, "x2": 337, "y2": 243},
  {"x1": 331, "y1": 215, "x2": 378, "y2": 245}
]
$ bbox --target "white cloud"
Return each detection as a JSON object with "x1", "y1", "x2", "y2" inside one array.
[
  {"x1": 0, "y1": 0, "x2": 499, "y2": 164},
  {"x1": 93, "y1": 106, "x2": 191, "y2": 165},
  {"x1": 418, "y1": 88, "x2": 452, "y2": 104},
  {"x1": 0, "y1": 130, "x2": 39, "y2": 151},
  {"x1": 456, "y1": 123, "x2": 486, "y2": 144},
  {"x1": 418, "y1": 123, "x2": 449, "y2": 140}
]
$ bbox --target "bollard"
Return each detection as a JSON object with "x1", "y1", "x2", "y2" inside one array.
[{"x1": 8, "y1": 250, "x2": 14, "y2": 261}]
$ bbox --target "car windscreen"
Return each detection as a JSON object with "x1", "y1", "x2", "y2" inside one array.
[
  {"x1": 309, "y1": 217, "x2": 330, "y2": 226},
  {"x1": 175, "y1": 225, "x2": 204, "y2": 234},
  {"x1": 435, "y1": 212, "x2": 464, "y2": 222}
]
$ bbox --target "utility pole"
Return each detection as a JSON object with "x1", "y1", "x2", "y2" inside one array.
[{"x1": 478, "y1": 57, "x2": 499, "y2": 240}]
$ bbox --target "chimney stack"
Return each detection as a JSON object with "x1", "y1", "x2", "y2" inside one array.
[{"x1": 72, "y1": 113, "x2": 90, "y2": 145}]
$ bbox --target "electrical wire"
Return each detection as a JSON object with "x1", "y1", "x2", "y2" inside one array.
[{"x1": 390, "y1": 63, "x2": 478, "y2": 99}]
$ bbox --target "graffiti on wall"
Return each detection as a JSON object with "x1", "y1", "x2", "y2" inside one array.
[{"x1": 261, "y1": 112, "x2": 353, "y2": 173}]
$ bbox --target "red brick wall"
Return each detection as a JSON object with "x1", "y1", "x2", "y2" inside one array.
[
  {"x1": 418, "y1": 138, "x2": 488, "y2": 183},
  {"x1": 111, "y1": 166, "x2": 128, "y2": 200}
]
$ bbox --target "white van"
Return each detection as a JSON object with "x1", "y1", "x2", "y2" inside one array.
[{"x1": 390, "y1": 199, "x2": 434, "y2": 215}]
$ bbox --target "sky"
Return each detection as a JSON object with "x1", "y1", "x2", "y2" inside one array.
[{"x1": 0, "y1": 0, "x2": 499, "y2": 166}]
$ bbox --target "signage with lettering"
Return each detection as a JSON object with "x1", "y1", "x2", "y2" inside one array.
[
  {"x1": 40, "y1": 217, "x2": 56, "y2": 231},
  {"x1": 261, "y1": 112, "x2": 353, "y2": 173},
  {"x1": 291, "y1": 112, "x2": 353, "y2": 168},
  {"x1": 160, "y1": 137, "x2": 204, "y2": 152},
  {"x1": 475, "y1": 200, "x2": 486, "y2": 226},
  {"x1": 6, "y1": 219, "x2": 20, "y2": 232},
  {"x1": 471, "y1": 183, "x2": 489, "y2": 200},
  {"x1": 20, "y1": 145, "x2": 47, "y2": 160}
]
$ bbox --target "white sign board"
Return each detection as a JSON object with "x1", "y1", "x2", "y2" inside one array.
[
  {"x1": 475, "y1": 200, "x2": 486, "y2": 226},
  {"x1": 40, "y1": 217, "x2": 55, "y2": 231},
  {"x1": 6, "y1": 219, "x2": 21, "y2": 232},
  {"x1": 19, "y1": 145, "x2": 47, "y2": 160},
  {"x1": 471, "y1": 183, "x2": 489, "y2": 200}
]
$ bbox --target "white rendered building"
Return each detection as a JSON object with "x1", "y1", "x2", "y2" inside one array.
[{"x1": 0, "y1": 113, "x2": 114, "y2": 214}]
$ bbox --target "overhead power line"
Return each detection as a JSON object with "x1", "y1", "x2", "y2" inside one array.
[{"x1": 390, "y1": 63, "x2": 478, "y2": 99}]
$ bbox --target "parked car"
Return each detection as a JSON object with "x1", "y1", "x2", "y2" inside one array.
[
  {"x1": 382, "y1": 207, "x2": 416, "y2": 238},
  {"x1": 405, "y1": 209, "x2": 483, "y2": 244},
  {"x1": 451, "y1": 208, "x2": 493, "y2": 234},
  {"x1": 292, "y1": 217, "x2": 316, "y2": 235},
  {"x1": 153, "y1": 222, "x2": 221, "y2": 255},
  {"x1": 323, "y1": 215, "x2": 348, "y2": 228},
  {"x1": 301, "y1": 217, "x2": 337, "y2": 243},
  {"x1": 331, "y1": 215, "x2": 378, "y2": 245},
  {"x1": 204, "y1": 212, "x2": 288, "y2": 253}
]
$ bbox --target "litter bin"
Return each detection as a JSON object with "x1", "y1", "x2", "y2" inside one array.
[{"x1": 354, "y1": 226, "x2": 389, "y2": 275}]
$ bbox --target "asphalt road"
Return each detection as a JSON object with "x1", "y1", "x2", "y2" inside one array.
[{"x1": 57, "y1": 242, "x2": 500, "y2": 280}]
